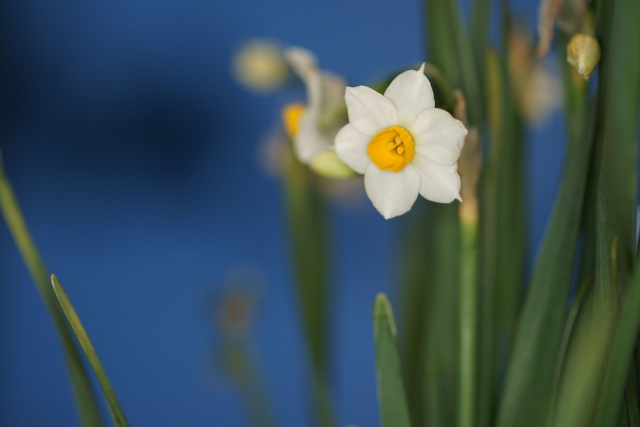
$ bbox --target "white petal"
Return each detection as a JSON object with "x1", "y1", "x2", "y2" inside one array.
[
  {"x1": 384, "y1": 64, "x2": 435, "y2": 126},
  {"x1": 321, "y1": 71, "x2": 347, "y2": 107},
  {"x1": 412, "y1": 154, "x2": 462, "y2": 203},
  {"x1": 284, "y1": 47, "x2": 324, "y2": 110},
  {"x1": 345, "y1": 86, "x2": 398, "y2": 135},
  {"x1": 284, "y1": 47, "x2": 317, "y2": 81},
  {"x1": 364, "y1": 164, "x2": 420, "y2": 219},
  {"x1": 334, "y1": 124, "x2": 371, "y2": 174},
  {"x1": 411, "y1": 108, "x2": 467, "y2": 166},
  {"x1": 294, "y1": 109, "x2": 331, "y2": 163}
]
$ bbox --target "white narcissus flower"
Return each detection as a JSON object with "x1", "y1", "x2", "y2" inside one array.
[
  {"x1": 282, "y1": 47, "x2": 353, "y2": 178},
  {"x1": 335, "y1": 64, "x2": 467, "y2": 219}
]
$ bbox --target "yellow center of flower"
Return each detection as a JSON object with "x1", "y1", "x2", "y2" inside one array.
[
  {"x1": 367, "y1": 126, "x2": 415, "y2": 172},
  {"x1": 282, "y1": 103, "x2": 306, "y2": 139}
]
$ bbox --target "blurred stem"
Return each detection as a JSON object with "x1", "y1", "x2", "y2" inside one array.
[
  {"x1": 225, "y1": 341, "x2": 278, "y2": 427},
  {"x1": 459, "y1": 210, "x2": 478, "y2": 427},
  {"x1": 0, "y1": 157, "x2": 104, "y2": 427},
  {"x1": 283, "y1": 153, "x2": 336, "y2": 427}
]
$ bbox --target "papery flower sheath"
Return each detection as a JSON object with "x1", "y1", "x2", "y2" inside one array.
[{"x1": 335, "y1": 64, "x2": 467, "y2": 219}]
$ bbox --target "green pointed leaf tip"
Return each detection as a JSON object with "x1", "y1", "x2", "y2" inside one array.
[
  {"x1": 374, "y1": 294, "x2": 398, "y2": 341},
  {"x1": 51, "y1": 274, "x2": 129, "y2": 427},
  {"x1": 374, "y1": 293, "x2": 412, "y2": 427},
  {"x1": 0, "y1": 168, "x2": 104, "y2": 426}
]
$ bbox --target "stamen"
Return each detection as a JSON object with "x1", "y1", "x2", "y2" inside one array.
[{"x1": 367, "y1": 125, "x2": 415, "y2": 172}]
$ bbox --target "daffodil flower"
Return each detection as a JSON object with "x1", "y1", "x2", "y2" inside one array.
[
  {"x1": 335, "y1": 64, "x2": 467, "y2": 219},
  {"x1": 282, "y1": 47, "x2": 354, "y2": 178}
]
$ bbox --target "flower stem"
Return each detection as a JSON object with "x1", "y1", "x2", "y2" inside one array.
[
  {"x1": 283, "y1": 152, "x2": 336, "y2": 427},
  {"x1": 459, "y1": 209, "x2": 478, "y2": 427},
  {"x1": 0, "y1": 156, "x2": 104, "y2": 427}
]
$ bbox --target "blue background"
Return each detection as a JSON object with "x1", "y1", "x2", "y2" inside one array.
[{"x1": 0, "y1": 0, "x2": 563, "y2": 426}]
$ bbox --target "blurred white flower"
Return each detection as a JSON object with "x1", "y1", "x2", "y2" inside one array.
[
  {"x1": 282, "y1": 47, "x2": 353, "y2": 178},
  {"x1": 520, "y1": 65, "x2": 563, "y2": 127},
  {"x1": 233, "y1": 40, "x2": 288, "y2": 92},
  {"x1": 335, "y1": 64, "x2": 467, "y2": 219},
  {"x1": 509, "y1": 29, "x2": 562, "y2": 127}
]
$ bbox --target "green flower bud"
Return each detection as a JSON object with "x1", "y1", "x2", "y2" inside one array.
[
  {"x1": 309, "y1": 151, "x2": 356, "y2": 179},
  {"x1": 567, "y1": 33, "x2": 601, "y2": 80}
]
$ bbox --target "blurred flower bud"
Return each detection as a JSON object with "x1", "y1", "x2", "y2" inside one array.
[
  {"x1": 233, "y1": 40, "x2": 289, "y2": 92},
  {"x1": 309, "y1": 151, "x2": 356, "y2": 179},
  {"x1": 567, "y1": 34, "x2": 601, "y2": 80}
]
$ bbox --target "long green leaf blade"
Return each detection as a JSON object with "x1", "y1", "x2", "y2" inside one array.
[
  {"x1": 593, "y1": 0, "x2": 640, "y2": 422},
  {"x1": 0, "y1": 157, "x2": 104, "y2": 427},
  {"x1": 51, "y1": 275, "x2": 129, "y2": 427},
  {"x1": 283, "y1": 154, "x2": 335, "y2": 427},
  {"x1": 595, "y1": 257, "x2": 640, "y2": 427},
  {"x1": 496, "y1": 84, "x2": 596, "y2": 427},
  {"x1": 374, "y1": 294, "x2": 412, "y2": 427}
]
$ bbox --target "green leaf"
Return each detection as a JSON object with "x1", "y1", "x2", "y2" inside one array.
[
  {"x1": 374, "y1": 294, "x2": 413, "y2": 427},
  {"x1": 424, "y1": 0, "x2": 483, "y2": 127},
  {"x1": 424, "y1": 0, "x2": 460, "y2": 86},
  {"x1": 283, "y1": 154, "x2": 335, "y2": 427},
  {"x1": 0, "y1": 158, "x2": 104, "y2": 427},
  {"x1": 546, "y1": 279, "x2": 590, "y2": 425},
  {"x1": 479, "y1": 4, "x2": 526, "y2": 426},
  {"x1": 594, "y1": 257, "x2": 640, "y2": 427},
  {"x1": 548, "y1": 288, "x2": 609, "y2": 427},
  {"x1": 51, "y1": 275, "x2": 129, "y2": 427},
  {"x1": 592, "y1": 0, "x2": 640, "y2": 423},
  {"x1": 495, "y1": 72, "x2": 597, "y2": 427},
  {"x1": 595, "y1": 0, "x2": 640, "y2": 290},
  {"x1": 400, "y1": 203, "x2": 460, "y2": 427}
]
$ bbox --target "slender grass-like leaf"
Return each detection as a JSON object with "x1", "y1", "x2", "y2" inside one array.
[
  {"x1": 592, "y1": 0, "x2": 640, "y2": 423},
  {"x1": 495, "y1": 72, "x2": 597, "y2": 427},
  {"x1": 477, "y1": 50, "x2": 501, "y2": 427},
  {"x1": 595, "y1": 255, "x2": 640, "y2": 427},
  {"x1": 471, "y1": 0, "x2": 491, "y2": 108},
  {"x1": 478, "y1": 4, "x2": 526, "y2": 425},
  {"x1": 549, "y1": 288, "x2": 609, "y2": 427},
  {"x1": 424, "y1": 0, "x2": 460, "y2": 86},
  {"x1": 545, "y1": 280, "x2": 590, "y2": 426},
  {"x1": 494, "y1": 0, "x2": 526, "y2": 353},
  {"x1": 400, "y1": 205, "x2": 461, "y2": 427},
  {"x1": 425, "y1": 0, "x2": 483, "y2": 127},
  {"x1": 399, "y1": 205, "x2": 433, "y2": 427},
  {"x1": 0, "y1": 156, "x2": 104, "y2": 427},
  {"x1": 283, "y1": 154, "x2": 335, "y2": 427},
  {"x1": 374, "y1": 294, "x2": 412, "y2": 427},
  {"x1": 444, "y1": 0, "x2": 483, "y2": 128},
  {"x1": 421, "y1": 204, "x2": 461, "y2": 427},
  {"x1": 51, "y1": 275, "x2": 128, "y2": 427},
  {"x1": 595, "y1": 0, "x2": 639, "y2": 287}
]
